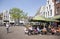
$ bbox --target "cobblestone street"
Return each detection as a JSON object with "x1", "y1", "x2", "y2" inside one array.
[{"x1": 0, "y1": 26, "x2": 60, "y2": 39}]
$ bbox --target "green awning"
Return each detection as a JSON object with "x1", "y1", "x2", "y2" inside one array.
[
  {"x1": 45, "y1": 18, "x2": 59, "y2": 22},
  {"x1": 30, "y1": 15, "x2": 59, "y2": 22},
  {"x1": 53, "y1": 15, "x2": 60, "y2": 19},
  {"x1": 33, "y1": 16, "x2": 45, "y2": 21}
]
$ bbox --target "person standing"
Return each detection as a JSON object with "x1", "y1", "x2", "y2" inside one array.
[{"x1": 6, "y1": 22, "x2": 10, "y2": 33}]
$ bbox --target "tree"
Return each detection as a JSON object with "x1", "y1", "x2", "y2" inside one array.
[
  {"x1": 9, "y1": 8, "x2": 24, "y2": 25},
  {"x1": 22, "y1": 13, "x2": 28, "y2": 19},
  {"x1": 21, "y1": 13, "x2": 28, "y2": 25}
]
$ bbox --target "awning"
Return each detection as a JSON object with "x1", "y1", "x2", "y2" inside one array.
[
  {"x1": 30, "y1": 15, "x2": 59, "y2": 22},
  {"x1": 33, "y1": 16, "x2": 45, "y2": 21},
  {"x1": 52, "y1": 15, "x2": 60, "y2": 19},
  {"x1": 45, "y1": 18, "x2": 59, "y2": 22}
]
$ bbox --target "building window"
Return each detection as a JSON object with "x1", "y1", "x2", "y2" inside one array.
[
  {"x1": 44, "y1": 12, "x2": 45, "y2": 16},
  {"x1": 49, "y1": 5, "x2": 51, "y2": 9},
  {"x1": 50, "y1": 10, "x2": 52, "y2": 16},
  {"x1": 47, "y1": 7, "x2": 48, "y2": 10},
  {"x1": 46, "y1": 12, "x2": 47, "y2": 17},
  {"x1": 56, "y1": 7, "x2": 60, "y2": 15},
  {"x1": 47, "y1": 1, "x2": 49, "y2": 4},
  {"x1": 48, "y1": 11, "x2": 49, "y2": 16},
  {"x1": 56, "y1": 0, "x2": 60, "y2": 4}
]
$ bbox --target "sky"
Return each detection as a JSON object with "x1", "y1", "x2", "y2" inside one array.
[{"x1": 0, "y1": 0, "x2": 46, "y2": 16}]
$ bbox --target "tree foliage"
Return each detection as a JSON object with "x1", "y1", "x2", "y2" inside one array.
[
  {"x1": 9, "y1": 8, "x2": 28, "y2": 25},
  {"x1": 9, "y1": 8, "x2": 23, "y2": 19}
]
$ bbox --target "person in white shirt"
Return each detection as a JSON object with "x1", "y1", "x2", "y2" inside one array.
[
  {"x1": 6, "y1": 22, "x2": 10, "y2": 33},
  {"x1": 24, "y1": 27, "x2": 28, "y2": 34},
  {"x1": 29, "y1": 26, "x2": 33, "y2": 30},
  {"x1": 37, "y1": 26, "x2": 41, "y2": 34}
]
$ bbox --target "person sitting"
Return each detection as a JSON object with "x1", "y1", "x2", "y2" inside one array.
[
  {"x1": 56, "y1": 27, "x2": 60, "y2": 35},
  {"x1": 33, "y1": 28, "x2": 38, "y2": 34},
  {"x1": 51, "y1": 27, "x2": 56, "y2": 35},
  {"x1": 42, "y1": 27, "x2": 47, "y2": 34},
  {"x1": 28, "y1": 25, "x2": 33, "y2": 35},
  {"x1": 57, "y1": 27, "x2": 60, "y2": 32},
  {"x1": 37, "y1": 26, "x2": 41, "y2": 34},
  {"x1": 24, "y1": 27, "x2": 28, "y2": 34}
]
